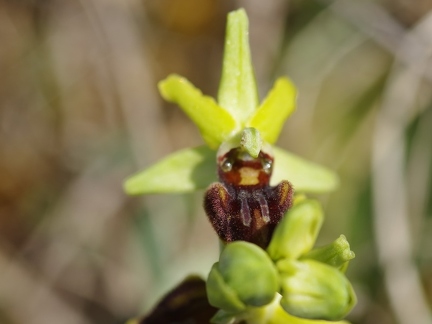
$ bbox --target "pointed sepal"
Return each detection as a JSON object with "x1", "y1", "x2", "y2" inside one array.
[
  {"x1": 218, "y1": 9, "x2": 258, "y2": 124},
  {"x1": 271, "y1": 147, "x2": 339, "y2": 193},
  {"x1": 124, "y1": 146, "x2": 216, "y2": 194}
]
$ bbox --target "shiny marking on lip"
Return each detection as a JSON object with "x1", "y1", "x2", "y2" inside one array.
[
  {"x1": 239, "y1": 193, "x2": 251, "y2": 226},
  {"x1": 238, "y1": 167, "x2": 260, "y2": 185},
  {"x1": 254, "y1": 193, "x2": 270, "y2": 223},
  {"x1": 279, "y1": 182, "x2": 290, "y2": 204}
]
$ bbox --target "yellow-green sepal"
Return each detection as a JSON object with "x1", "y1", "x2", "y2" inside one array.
[
  {"x1": 124, "y1": 145, "x2": 216, "y2": 195},
  {"x1": 271, "y1": 147, "x2": 339, "y2": 193},
  {"x1": 218, "y1": 9, "x2": 259, "y2": 124},
  {"x1": 159, "y1": 75, "x2": 237, "y2": 149},
  {"x1": 248, "y1": 77, "x2": 297, "y2": 144}
]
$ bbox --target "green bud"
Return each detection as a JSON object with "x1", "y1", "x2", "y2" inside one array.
[
  {"x1": 207, "y1": 262, "x2": 246, "y2": 313},
  {"x1": 210, "y1": 310, "x2": 237, "y2": 324},
  {"x1": 267, "y1": 200, "x2": 323, "y2": 261},
  {"x1": 301, "y1": 235, "x2": 355, "y2": 271},
  {"x1": 207, "y1": 242, "x2": 279, "y2": 312},
  {"x1": 277, "y1": 259, "x2": 357, "y2": 321}
]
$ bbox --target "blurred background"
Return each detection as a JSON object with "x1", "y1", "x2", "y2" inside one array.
[{"x1": 1, "y1": 0, "x2": 432, "y2": 323}]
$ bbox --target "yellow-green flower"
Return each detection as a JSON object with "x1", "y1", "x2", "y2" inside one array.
[
  {"x1": 122, "y1": 8, "x2": 356, "y2": 324},
  {"x1": 123, "y1": 9, "x2": 338, "y2": 196}
]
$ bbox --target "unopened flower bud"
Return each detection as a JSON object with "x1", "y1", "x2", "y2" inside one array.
[
  {"x1": 278, "y1": 259, "x2": 356, "y2": 321},
  {"x1": 301, "y1": 235, "x2": 355, "y2": 271},
  {"x1": 267, "y1": 200, "x2": 323, "y2": 261},
  {"x1": 206, "y1": 241, "x2": 279, "y2": 312}
]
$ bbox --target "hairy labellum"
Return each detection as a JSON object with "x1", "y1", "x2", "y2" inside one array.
[
  {"x1": 204, "y1": 145, "x2": 293, "y2": 248},
  {"x1": 140, "y1": 276, "x2": 217, "y2": 323}
]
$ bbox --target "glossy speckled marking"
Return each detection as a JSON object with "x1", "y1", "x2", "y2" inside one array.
[{"x1": 204, "y1": 147, "x2": 294, "y2": 248}]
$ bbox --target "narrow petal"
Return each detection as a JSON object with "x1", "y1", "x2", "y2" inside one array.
[
  {"x1": 124, "y1": 146, "x2": 216, "y2": 195},
  {"x1": 159, "y1": 75, "x2": 237, "y2": 149},
  {"x1": 267, "y1": 199, "x2": 323, "y2": 261},
  {"x1": 247, "y1": 77, "x2": 297, "y2": 144},
  {"x1": 271, "y1": 147, "x2": 339, "y2": 193},
  {"x1": 217, "y1": 9, "x2": 259, "y2": 124}
]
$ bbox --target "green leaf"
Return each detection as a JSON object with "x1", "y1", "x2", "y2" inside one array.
[
  {"x1": 278, "y1": 259, "x2": 357, "y2": 321},
  {"x1": 159, "y1": 75, "x2": 237, "y2": 149},
  {"x1": 267, "y1": 199, "x2": 323, "y2": 261},
  {"x1": 271, "y1": 147, "x2": 339, "y2": 193},
  {"x1": 248, "y1": 77, "x2": 297, "y2": 144},
  {"x1": 218, "y1": 8, "x2": 258, "y2": 124},
  {"x1": 124, "y1": 145, "x2": 216, "y2": 195}
]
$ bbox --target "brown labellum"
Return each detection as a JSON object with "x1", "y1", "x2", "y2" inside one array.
[
  {"x1": 139, "y1": 276, "x2": 217, "y2": 323},
  {"x1": 204, "y1": 145, "x2": 294, "y2": 248}
]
